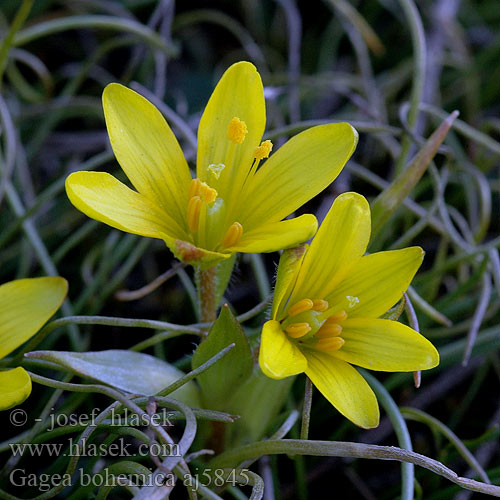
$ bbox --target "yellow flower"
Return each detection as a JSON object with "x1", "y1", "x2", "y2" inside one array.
[
  {"x1": 0, "y1": 277, "x2": 67, "y2": 410},
  {"x1": 259, "y1": 193, "x2": 439, "y2": 428},
  {"x1": 65, "y1": 62, "x2": 358, "y2": 266}
]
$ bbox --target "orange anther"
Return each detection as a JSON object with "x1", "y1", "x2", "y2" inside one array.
[
  {"x1": 316, "y1": 337, "x2": 345, "y2": 352},
  {"x1": 200, "y1": 184, "x2": 217, "y2": 204},
  {"x1": 187, "y1": 196, "x2": 202, "y2": 232},
  {"x1": 222, "y1": 222, "x2": 243, "y2": 248},
  {"x1": 188, "y1": 178, "x2": 201, "y2": 199},
  {"x1": 285, "y1": 322, "x2": 311, "y2": 339},
  {"x1": 325, "y1": 310, "x2": 348, "y2": 323},
  {"x1": 312, "y1": 299, "x2": 329, "y2": 312},
  {"x1": 227, "y1": 117, "x2": 248, "y2": 144},
  {"x1": 254, "y1": 140, "x2": 273, "y2": 160},
  {"x1": 316, "y1": 323, "x2": 343, "y2": 339},
  {"x1": 288, "y1": 298, "x2": 314, "y2": 317}
]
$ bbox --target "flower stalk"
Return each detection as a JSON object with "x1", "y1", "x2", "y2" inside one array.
[
  {"x1": 198, "y1": 266, "x2": 217, "y2": 323},
  {"x1": 300, "y1": 377, "x2": 313, "y2": 440},
  {"x1": 209, "y1": 439, "x2": 500, "y2": 497}
]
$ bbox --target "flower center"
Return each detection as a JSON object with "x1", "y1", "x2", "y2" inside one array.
[
  {"x1": 281, "y1": 297, "x2": 348, "y2": 352},
  {"x1": 186, "y1": 178, "x2": 217, "y2": 232},
  {"x1": 186, "y1": 117, "x2": 274, "y2": 251}
]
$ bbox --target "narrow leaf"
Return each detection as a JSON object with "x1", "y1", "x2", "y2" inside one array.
[
  {"x1": 192, "y1": 304, "x2": 253, "y2": 409},
  {"x1": 370, "y1": 111, "x2": 459, "y2": 236},
  {"x1": 25, "y1": 349, "x2": 200, "y2": 404}
]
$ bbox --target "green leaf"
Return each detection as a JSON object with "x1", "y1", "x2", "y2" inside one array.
[
  {"x1": 192, "y1": 304, "x2": 253, "y2": 409},
  {"x1": 25, "y1": 349, "x2": 200, "y2": 405},
  {"x1": 226, "y1": 366, "x2": 294, "y2": 446},
  {"x1": 195, "y1": 254, "x2": 237, "y2": 318},
  {"x1": 214, "y1": 253, "x2": 237, "y2": 306},
  {"x1": 370, "y1": 111, "x2": 459, "y2": 238}
]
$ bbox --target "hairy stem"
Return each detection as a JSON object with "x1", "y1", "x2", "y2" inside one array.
[{"x1": 198, "y1": 266, "x2": 217, "y2": 323}]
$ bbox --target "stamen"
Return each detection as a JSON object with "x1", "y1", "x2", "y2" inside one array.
[
  {"x1": 189, "y1": 178, "x2": 217, "y2": 204},
  {"x1": 327, "y1": 310, "x2": 348, "y2": 323},
  {"x1": 187, "y1": 196, "x2": 202, "y2": 232},
  {"x1": 316, "y1": 323, "x2": 343, "y2": 338},
  {"x1": 222, "y1": 222, "x2": 243, "y2": 248},
  {"x1": 285, "y1": 322, "x2": 311, "y2": 339},
  {"x1": 254, "y1": 140, "x2": 273, "y2": 160},
  {"x1": 200, "y1": 184, "x2": 217, "y2": 204},
  {"x1": 188, "y1": 178, "x2": 201, "y2": 199},
  {"x1": 312, "y1": 299, "x2": 329, "y2": 312},
  {"x1": 288, "y1": 298, "x2": 314, "y2": 317},
  {"x1": 227, "y1": 117, "x2": 248, "y2": 144},
  {"x1": 316, "y1": 337, "x2": 345, "y2": 352}
]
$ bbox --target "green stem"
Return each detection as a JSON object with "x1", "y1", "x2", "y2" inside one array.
[
  {"x1": 209, "y1": 439, "x2": 500, "y2": 496},
  {"x1": 300, "y1": 378, "x2": 313, "y2": 440},
  {"x1": 362, "y1": 371, "x2": 414, "y2": 500},
  {"x1": 157, "y1": 343, "x2": 235, "y2": 397},
  {"x1": 370, "y1": 111, "x2": 459, "y2": 238},
  {"x1": 198, "y1": 266, "x2": 217, "y2": 323}
]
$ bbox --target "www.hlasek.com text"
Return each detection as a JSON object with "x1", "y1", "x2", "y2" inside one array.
[{"x1": 10, "y1": 438, "x2": 180, "y2": 458}]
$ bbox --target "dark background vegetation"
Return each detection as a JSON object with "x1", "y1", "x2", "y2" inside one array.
[{"x1": 0, "y1": 0, "x2": 499, "y2": 498}]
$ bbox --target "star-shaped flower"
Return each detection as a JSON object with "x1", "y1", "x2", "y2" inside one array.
[
  {"x1": 0, "y1": 277, "x2": 67, "y2": 410},
  {"x1": 65, "y1": 62, "x2": 358, "y2": 266},
  {"x1": 259, "y1": 192, "x2": 439, "y2": 428}
]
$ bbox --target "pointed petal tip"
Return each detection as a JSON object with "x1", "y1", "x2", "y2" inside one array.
[
  {"x1": 327, "y1": 122, "x2": 359, "y2": 149},
  {"x1": 334, "y1": 192, "x2": 370, "y2": 217},
  {"x1": 47, "y1": 276, "x2": 69, "y2": 303},
  {"x1": 358, "y1": 414, "x2": 380, "y2": 429},
  {"x1": 102, "y1": 81, "x2": 131, "y2": 103},
  {"x1": 343, "y1": 121, "x2": 359, "y2": 143},
  {"x1": 228, "y1": 60, "x2": 257, "y2": 72},
  {"x1": 409, "y1": 245, "x2": 425, "y2": 266},
  {"x1": 305, "y1": 353, "x2": 380, "y2": 429},
  {"x1": 337, "y1": 318, "x2": 439, "y2": 372},
  {"x1": 426, "y1": 344, "x2": 440, "y2": 369}
]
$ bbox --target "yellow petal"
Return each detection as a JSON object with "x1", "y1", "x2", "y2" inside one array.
[
  {"x1": 66, "y1": 171, "x2": 186, "y2": 239},
  {"x1": 326, "y1": 247, "x2": 424, "y2": 319},
  {"x1": 272, "y1": 246, "x2": 308, "y2": 321},
  {"x1": 0, "y1": 277, "x2": 67, "y2": 358},
  {"x1": 289, "y1": 193, "x2": 370, "y2": 305},
  {"x1": 0, "y1": 367, "x2": 32, "y2": 410},
  {"x1": 335, "y1": 318, "x2": 439, "y2": 371},
  {"x1": 197, "y1": 62, "x2": 265, "y2": 206},
  {"x1": 259, "y1": 320, "x2": 308, "y2": 379},
  {"x1": 240, "y1": 123, "x2": 358, "y2": 228},
  {"x1": 304, "y1": 350, "x2": 379, "y2": 428},
  {"x1": 102, "y1": 83, "x2": 192, "y2": 221},
  {"x1": 229, "y1": 214, "x2": 317, "y2": 254}
]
